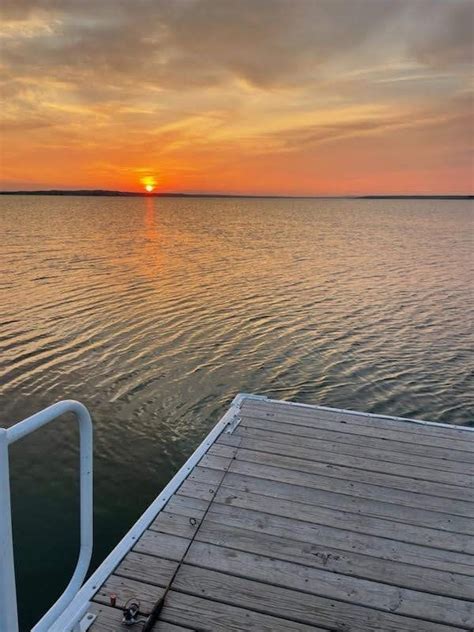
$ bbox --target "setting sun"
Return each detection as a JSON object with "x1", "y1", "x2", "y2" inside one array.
[{"x1": 141, "y1": 175, "x2": 157, "y2": 193}]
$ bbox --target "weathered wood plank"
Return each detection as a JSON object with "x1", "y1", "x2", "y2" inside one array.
[
  {"x1": 88, "y1": 603, "x2": 125, "y2": 632},
  {"x1": 88, "y1": 603, "x2": 193, "y2": 632},
  {"x1": 200, "y1": 450, "x2": 473, "y2": 501},
  {"x1": 204, "y1": 502, "x2": 474, "y2": 591},
  {"x1": 175, "y1": 564, "x2": 342, "y2": 628},
  {"x1": 149, "y1": 511, "x2": 201, "y2": 539},
  {"x1": 226, "y1": 433, "x2": 473, "y2": 487},
  {"x1": 187, "y1": 466, "x2": 225, "y2": 486},
  {"x1": 228, "y1": 425, "x2": 472, "y2": 474},
  {"x1": 114, "y1": 551, "x2": 177, "y2": 587},
  {"x1": 216, "y1": 472, "x2": 474, "y2": 533},
  {"x1": 184, "y1": 543, "x2": 471, "y2": 630},
  {"x1": 151, "y1": 621, "x2": 196, "y2": 632},
  {"x1": 150, "y1": 622, "x2": 194, "y2": 632},
  {"x1": 207, "y1": 443, "x2": 239, "y2": 458},
  {"x1": 176, "y1": 479, "x2": 218, "y2": 502},
  {"x1": 93, "y1": 574, "x2": 164, "y2": 614},
  {"x1": 239, "y1": 416, "x2": 474, "y2": 463},
  {"x1": 213, "y1": 487, "x2": 474, "y2": 553},
  {"x1": 162, "y1": 494, "x2": 209, "y2": 519},
  {"x1": 150, "y1": 622, "x2": 193, "y2": 632},
  {"x1": 241, "y1": 399, "x2": 474, "y2": 440},
  {"x1": 159, "y1": 590, "x2": 326, "y2": 632},
  {"x1": 134, "y1": 531, "x2": 190, "y2": 561},
  {"x1": 210, "y1": 460, "x2": 474, "y2": 517},
  {"x1": 242, "y1": 402, "x2": 474, "y2": 448},
  {"x1": 242, "y1": 409, "x2": 474, "y2": 452},
  {"x1": 173, "y1": 454, "x2": 238, "y2": 504},
  {"x1": 215, "y1": 432, "x2": 241, "y2": 447},
  {"x1": 198, "y1": 454, "x2": 233, "y2": 473}
]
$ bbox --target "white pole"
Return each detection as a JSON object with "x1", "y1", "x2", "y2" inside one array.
[
  {"x1": 31, "y1": 403, "x2": 93, "y2": 632},
  {"x1": 0, "y1": 428, "x2": 19, "y2": 632},
  {"x1": 1, "y1": 400, "x2": 93, "y2": 632}
]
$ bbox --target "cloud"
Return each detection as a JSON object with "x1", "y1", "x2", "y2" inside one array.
[
  {"x1": 261, "y1": 93, "x2": 473, "y2": 154},
  {"x1": 0, "y1": 0, "x2": 472, "y2": 193},
  {"x1": 407, "y1": 1, "x2": 474, "y2": 68},
  {"x1": 2, "y1": 0, "x2": 472, "y2": 96}
]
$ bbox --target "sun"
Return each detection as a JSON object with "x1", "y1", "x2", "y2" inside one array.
[{"x1": 140, "y1": 175, "x2": 157, "y2": 193}]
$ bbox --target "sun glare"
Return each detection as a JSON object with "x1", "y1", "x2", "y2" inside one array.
[{"x1": 141, "y1": 175, "x2": 157, "y2": 193}]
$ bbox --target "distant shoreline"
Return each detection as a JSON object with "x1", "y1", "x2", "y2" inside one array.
[{"x1": 0, "y1": 190, "x2": 472, "y2": 200}]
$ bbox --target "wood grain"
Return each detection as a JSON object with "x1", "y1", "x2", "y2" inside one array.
[{"x1": 88, "y1": 397, "x2": 473, "y2": 632}]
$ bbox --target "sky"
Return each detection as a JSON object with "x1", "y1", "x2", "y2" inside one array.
[{"x1": 0, "y1": 0, "x2": 473, "y2": 195}]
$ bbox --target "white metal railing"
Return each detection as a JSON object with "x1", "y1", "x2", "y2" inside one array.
[
  {"x1": 49, "y1": 392, "x2": 257, "y2": 631},
  {"x1": 0, "y1": 400, "x2": 93, "y2": 632}
]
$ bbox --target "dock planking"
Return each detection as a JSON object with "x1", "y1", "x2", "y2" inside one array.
[{"x1": 88, "y1": 396, "x2": 474, "y2": 631}]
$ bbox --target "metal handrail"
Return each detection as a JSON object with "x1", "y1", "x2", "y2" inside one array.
[{"x1": 0, "y1": 400, "x2": 93, "y2": 632}]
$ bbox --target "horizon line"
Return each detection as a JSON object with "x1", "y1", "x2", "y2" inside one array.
[{"x1": 0, "y1": 189, "x2": 473, "y2": 200}]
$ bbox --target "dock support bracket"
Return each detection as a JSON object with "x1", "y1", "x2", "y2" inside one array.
[
  {"x1": 224, "y1": 410, "x2": 241, "y2": 433},
  {"x1": 224, "y1": 393, "x2": 268, "y2": 434},
  {"x1": 74, "y1": 611, "x2": 97, "y2": 632}
]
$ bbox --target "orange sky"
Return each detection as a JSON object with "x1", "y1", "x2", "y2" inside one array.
[{"x1": 0, "y1": 0, "x2": 473, "y2": 195}]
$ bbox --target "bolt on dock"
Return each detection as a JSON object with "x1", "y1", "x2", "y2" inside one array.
[{"x1": 58, "y1": 394, "x2": 474, "y2": 631}]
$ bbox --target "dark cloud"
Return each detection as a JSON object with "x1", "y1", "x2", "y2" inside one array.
[
  {"x1": 161, "y1": 0, "x2": 397, "y2": 88},
  {"x1": 408, "y1": 1, "x2": 474, "y2": 67},
  {"x1": 1, "y1": 0, "x2": 472, "y2": 100}
]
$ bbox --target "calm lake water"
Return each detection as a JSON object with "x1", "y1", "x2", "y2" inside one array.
[{"x1": 0, "y1": 195, "x2": 473, "y2": 629}]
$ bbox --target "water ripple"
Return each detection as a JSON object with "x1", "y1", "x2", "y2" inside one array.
[{"x1": 1, "y1": 195, "x2": 473, "y2": 630}]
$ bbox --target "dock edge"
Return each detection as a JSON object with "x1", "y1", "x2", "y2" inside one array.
[
  {"x1": 49, "y1": 392, "x2": 265, "y2": 631},
  {"x1": 49, "y1": 392, "x2": 472, "y2": 630}
]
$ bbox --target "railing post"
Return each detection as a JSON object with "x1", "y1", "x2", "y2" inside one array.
[
  {"x1": 0, "y1": 428, "x2": 19, "y2": 632},
  {"x1": 1, "y1": 401, "x2": 93, "y2": 632}
]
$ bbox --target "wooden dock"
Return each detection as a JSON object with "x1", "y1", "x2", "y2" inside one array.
[{"x1": 86, "y1": 395, "x2": 474, "y2": 631}]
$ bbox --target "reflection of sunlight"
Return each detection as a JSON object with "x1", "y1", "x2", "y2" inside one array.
[
  {"x1": 140, "y1": 197, "x2": 163, "y2": 277},
  {"x1": 145, "y1": 197, "x2": 156, "y2": 236}
]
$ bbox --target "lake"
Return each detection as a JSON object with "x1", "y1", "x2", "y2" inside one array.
[{"x1": 0, "y1": 195, "x2": 472, "y2": 629}]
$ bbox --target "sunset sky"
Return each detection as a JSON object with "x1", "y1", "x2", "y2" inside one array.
[{"x1": 0, "y1": 0, "x2": 473, "y2": 195}]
